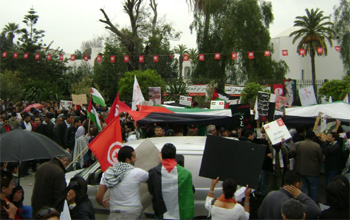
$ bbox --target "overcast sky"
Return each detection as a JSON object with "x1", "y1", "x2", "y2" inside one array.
[{"x1": 0, "y1": 0, "x2": 338, "y2": 54}]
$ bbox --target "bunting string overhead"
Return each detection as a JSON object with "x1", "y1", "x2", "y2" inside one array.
[{"x1": 1, "y1": 46, "x2": 342, "y2": 63}]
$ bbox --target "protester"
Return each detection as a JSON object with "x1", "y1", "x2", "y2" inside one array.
[
  {"x1": 206, "y1": 124, "x2": 217, "y2": 136},
  {"x1": 0, "y1": 170, "x2": 19, "y2": 220},
  {"x1": 258, "y1": 170, "x2": 321, "y2": 219},
  {"x1": 148, "y1": 143, "x2": 194, "y2": 219},
  {"x1": 281, "y1": 199, "x2": 305, "y2": 220},
  {"x1": 31, "y1": 154, "x2": 71, "y2": 216},
  {"x1": 96, "y1": 146, "x2": 148, "y2": 220},
  {"x1": 289, "y1": 130, "x2": 324, "y2": 202},
  {"x1": 324, "y1": 132, "x2": 342, "y2": 185},
  {"x1": 205, "y1": 177, "x2": 251, "y2": 220}
]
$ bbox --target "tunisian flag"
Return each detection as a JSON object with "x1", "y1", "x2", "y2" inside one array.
[
  {"x1": 105, "y1": 93, "x2": 131, "y2": 124},
  {"x1": 88, "y1": 115, "x2": 123, "y2": 172}
]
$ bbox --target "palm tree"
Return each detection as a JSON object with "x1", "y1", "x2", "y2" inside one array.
[
  {"x1": 188, "y1": 48, "x2": 198, "y2": 79},
  {"x1": 2, "y1": 22, "x2": 21, "y2": 48},
  {"x1": 173, "y1": 44, "x2": 188, "y2": 80},
  {"x1": 289, "y1": 8, "x2": 335, "y2": 96}
]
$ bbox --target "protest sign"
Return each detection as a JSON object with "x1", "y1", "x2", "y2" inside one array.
[
  {"x1": 72, "y1": 94, "x2": 87, "y2": 105},
  {"x1": 299, "y1": 86, "x2": 317, "y2": 106},
  {"x1": 179, "y1": 95, "x2": 192, "y2": 106},
  {"x1": 275, "y1": 95, "x2": 287, "y2": 111},
  {"x1": 210, "y1": 100, "x2": 225, "y2": 109},
  {"x1": 148, "y1": 87, "x2": 161, "y2": 106},
  {"x1": 263, "y1": 118, "x2": 292, "y2": 145},
  {"x1": 199, "y1": 135, "x2": 266, "y2": 189},
  {"x1": 230, "y1": 104, "x2": 252, "y2": 129},
  {"x1": 257, "y1": 92, "x2": 270, "y2": 117},
  {"x1": 60, "y1": 100, "x2": 73, "y2": 110}
]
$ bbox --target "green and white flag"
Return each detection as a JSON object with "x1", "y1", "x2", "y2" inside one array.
[
  {"x1": 91, "y1": 87, "x2": 106, "y2": 107},
  {"x1": 88, "y1": 98, "x2": 102, "y2": 131}
]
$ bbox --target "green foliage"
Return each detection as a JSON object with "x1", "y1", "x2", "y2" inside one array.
[
  {"x1": 70, "y1": 76, "x2": 94, "y2": 95},
  {"x1": 0, "y1": 70, "x2": 24, "y2": 100},
  {"x1": 319, "y1": 78, "x2": 350, "y2": 101},
  {"x1": 334, "y1": 0, "x2": 350, "y2": 75},
  {"x1": 118, "y1": 69, "x2": 166, "y2": 102},
  {"x1": 241, "y1": 82, "x2": 263, "y2": 104},
  {"x1": 163, "y1": 79, "x2": 188, "y2": 102}
]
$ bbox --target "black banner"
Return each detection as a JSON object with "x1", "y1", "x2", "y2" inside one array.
[{"x1": 230, "y1": 104, "x2": 252, "y2": 130}]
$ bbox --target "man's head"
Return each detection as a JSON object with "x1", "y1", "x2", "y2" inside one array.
[
  {"x1": 35, "y1": 116, "x2": 42, "y2": 126},
  {"x1": 327, "y1": 132, "x2": 338, "y2": 143},
  {"x1": 23, "y1": 113, "x2": 31, "y2": 123},
  {"x1": 283, "y1": 170, "x2": 302, "y2": 189},
  {"x1": 154, "y1": 126, "x2": 164, "y2": 137},
  {"x1": 73, "y1": 117, "x2": 82, "y2": 128},
  {"x1": 118, "y1": 146, "x2": 136, "y2": 165},
  {"x1": 206, "y1": 124, "x2": 217, "y2": 136},
  {"x1": 3, "y1": 117, "x2": 9, "y2": 126},
  {"x1": 0, "y1": 170, "x2": 15, "y2": 197},
  {"x1": 161, "y1": 143, "x2": 176, "y2": 159},
  {"x1": 305, "y1": 130, "x2": 315, "y2": 139},
  {"x1": 245, "y1": 130, "x2": 254, "y2": 141},
  {"x1": 281, "y1": 199, "x2": 305, "y2": 220},
  {"x1": 56, "y1": 153, "x2": 71, "y2": 168},
  {"x1": 65, "y1": 113, "x2": 74, "y2": 124},
  {"x1": 56, "y1": 116, "x2": 63, "y2": 124}
]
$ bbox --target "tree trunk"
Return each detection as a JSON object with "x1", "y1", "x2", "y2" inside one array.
[
  {"x1": 310, "y1": 46, "x2": 317, "y2": 99},
  {"x1": 179, "y1": 55, "x2": 183, "y2": 80}
]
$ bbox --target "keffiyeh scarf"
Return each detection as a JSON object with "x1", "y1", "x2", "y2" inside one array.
[{"x1": 104, "y1": 162, "x2": 134, "y2": 188}]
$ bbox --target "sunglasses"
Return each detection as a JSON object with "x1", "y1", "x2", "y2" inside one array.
[{"x1": 36, "y1": 207, "x2": 59, "y2": 219}]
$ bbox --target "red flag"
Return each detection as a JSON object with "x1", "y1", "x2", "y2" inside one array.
[
  {"x1": 139, "y1": 55, "x2": 144, "y2": 63},
  {"x1": 88, "y1": 116, "x2": 123, "y2": 172},
  {"x1": 105, "y1": 93, "x2": 131, "y2": 124},
  {"x1": 59, "y1": 54, "x2": 64, "y2": 61},
  {"x1": 96, "y1": 55, "x2": 102, "y2": 62},
  {"x1": 153, "y1": 55, "x2": 159, "y2": 62},
  {"x1": 23, "y1": 53, "x2": 29, "y2": 59},
  {"x1": 2, "y1": 51, "x2": 7, "y2": 58},
  {"x1": 264, "y1": 51, "x2": 270, "y2": 56},
  {"x1": 282, "y1": 50, "x2": 288, "y2": 56},
  {"x1": 47, "y1": 54, "x2": 52, "y2": 61},
  {"x1": 70, "y1": 54, "x2": 76, "y2": 61},
  {"x1": 214, "y1": 53, "x2": 221, "y2": 60},
  {"x1": 199, "y1": 54, "x2": 205, "y2": 61},
  {"x1": 232, "y1": 52, "x2": 237, "y2": 60},
  {"x1": 299, "y1": 48, "x2": 305, "y2": 55},
  {"x1": 13, "y1": 52, "x2": 18, "y2": 59},
  {"x1": 183, "y1": 54, "x2": 189, "y2": 61},
  {"x1": 334, "y1": 46, "x2": 341, "y2": 52},
  {"x1": 317, "y1": 47, "x2": 323, "y2": 54},
  {"x1": 110, "y1": 55, "x2": 116, "y2": 63},
  {"x1": 248, "y1": 52, "x2": 254, "y2": 59},
  {"x1": 124, "y1": 55, "x2": 129, "y2": 63},
  {"x1": 169, "y1": 54, "x2": 174, "y2": 59},
  {"x1": 35, "y1": 53, "x2": 40, "y2": 60},
  {"x1": 273, "y1": 84, "x2": 284, "y2": 96},
  {"x1": 84, "y1": 55, "x2": 89, "y2": 61}
]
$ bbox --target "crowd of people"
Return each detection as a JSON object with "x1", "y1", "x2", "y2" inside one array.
[{"x1": 0, "y1": 98, "x2": 350, "y2": 219}]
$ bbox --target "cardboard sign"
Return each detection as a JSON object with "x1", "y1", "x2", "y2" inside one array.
[
  {"x1": 299, "y1": 86, "x2": 317, "y2": 106},
  {"x1": 199, "y1": 135, "x2": 266, "y2": 189},
  {"x1": 60, "y1": 100, "x2": 73, "y2": 110},
  {"x1": 257, "y1": 92, "x2": 271, "y2": 117},
  {"x1": 148, "y1": 87, "x2": 161, "y2": 106},
  {"x1": 275, "y1": 95, "x2": 287, "y2": 111},
  {"x1": 72, "y1": 94, "x2": 87, "y2": 105},
  {"x1": 179, "y1": 95, "x2": 192, "y2": 106},
  {"x1": 263, "y1": 118, "x2": 292, "y2": 145},
  {"x1": 230, "y1": 104, "x2": 252, "y2": 130},
  {"x1": 210, "y1": 100, "x2": 225, "y2": 109}
]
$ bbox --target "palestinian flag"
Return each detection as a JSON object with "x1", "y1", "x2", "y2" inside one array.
[
  {"x1": 148, "y1": 159, "x2": 194, "y2": 219},
  {"x1": 212, "y1": 88, "x2": 233, "y2": 108},
  {"x1": 91, "y1": 87, "x2": 106, "y2": 107},
  {"x1": 88, "y1": 98, "x2": 102, "y2": 131}
]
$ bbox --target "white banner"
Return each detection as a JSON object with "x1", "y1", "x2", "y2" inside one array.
[
  {"x1": 210, "y1": 100, "x2": 225, "y2": 109},
  {"x1": 60, "y1": 100, "x2": 73, "y2": 110},
  {"x1": 263, "y1": 118, "x2": 292, "y2": 145},
  {"x1": 299, "y1": 86, "x2": 317, "y2": 106},
  {"x1": 132, "y1": 75, "x2": 145, "y2": 110},
  {"x1": 179, "y1": 95, "x2": 192, "y2": 106}
]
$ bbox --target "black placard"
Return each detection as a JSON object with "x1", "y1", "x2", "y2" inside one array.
[
  {"x1": 199, "y1": 135, "x2": 266, "y2": 189},
  {"x1": 230, "y1": 104, "x2": 252, "y2": 130}
]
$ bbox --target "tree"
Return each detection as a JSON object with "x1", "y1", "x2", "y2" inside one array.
[
  {"x1": 2, "y1": 22, "x2": 21, "y2": 48},
  {"x1": 187, "y1": 48, "x2": 198, "y2": 79},
  {"x1": 118, "y1": 69, "x2": 166, "y2": 102},
  {"x1": 240, "y1": 82, "x2": 263, "y2": 105},
  {"x1": 163, "y1": 79, "x2": 188, "y2": 102},
  {"x1": 319, "y1": 77, "x2": 350, "y2": 101},
  {"x1": 173, "y1": 44, "x2": 188, "y2": 80},
  {"x1": 334, "y1": 0, "x2": 350, "y2": 75},
  {"x1": 289, "y1": 8, "x2": 335, "y2": 96}
]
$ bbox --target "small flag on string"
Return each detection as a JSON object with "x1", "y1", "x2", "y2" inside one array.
[
  {"x1": 214, "y1": 53, "x2": 221, "y2": 60},
  {"x1": 199, "y1": 54, "x2": 205, "y2": 61},
  {"x1": 13, "y1": 52, "x2": 18, "y2": 59},
  {"x1": 139, "y1": 55, "x2": 144, "y2": 63},
  {"x1": 84, "y1": 55, "x2": 89, "y2": 61},
  {"x1": 299, "y1": 48, "x2": 305, "y2": 55},
  {"x1": 183, "y1": 54, "x2": 189, "y2": 61},
  {"x1": 264, "y1": 51, "x2": 270, "y2": 56},
  {"x1": 110, "y1": 55, "x2": 116, "y2": 63},
  {"x1": 248, "y1": 52, "x2": 254, "y2": 59},
  {"x1": 70, "y1": 54, "x2": 76, "y2": 61},
  {"x1": 35, "y1": 53, "x2": 40, "y2": 60},
  {"x1": 317, "y1": 47, "x2": 323, "y2": 55},
  {"x1": 96, "y1": 55, "x2": 102, "y2": 63},
  {"x1": 59, "y1": 54, "x2": 64, "y2": 61},
  {"x1": 169, "y1": 54, "x2": 174, "y2": 59},
  {"x1": 334, "y1": 46, "x2": 341, "y2": 52},
  {"x1": 47, "y1": 54, "x2": 52, "y2": 61},
  {"x1": 124, "y1": 55, "x2": 129, "y2": 63},
  {"x1": 2, "y1": 51, "x2": 7, "y2": 58},
  {"x1": 153, "y1": 55, "x2": 159, "y2": 62},
  {"x1": 282, "y1": 50, "x2": 288, "y2": 56},
  {"x1": 24, "y1": 53, "x2": 29, "y2": 59},
  {"x1": 232, "y1": 52, "x2": 237, "y2": 60}
]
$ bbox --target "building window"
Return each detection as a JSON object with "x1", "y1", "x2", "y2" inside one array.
[{"x1": 301, "y1": 69, "x2": 304, "y2": 80}]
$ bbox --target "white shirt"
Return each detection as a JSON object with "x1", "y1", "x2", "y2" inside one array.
[
  {"x1": 24, "y1": 121, "x2": 32, "y2": 131},
  {"x1": 100, "y1": 168, "x2": 148, "y2": 211},
  {"x1": 205, "y1": 196, "x2": 249, "y2": 220}
]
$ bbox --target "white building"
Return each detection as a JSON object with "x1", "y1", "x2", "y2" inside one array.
[{"x1": 271, "y1": 27, "x2": 344, "y2": 81}]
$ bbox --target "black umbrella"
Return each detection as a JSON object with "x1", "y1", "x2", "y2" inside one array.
[{"x1": 0, "y1": 129, "x2": 68, "y2": 162}]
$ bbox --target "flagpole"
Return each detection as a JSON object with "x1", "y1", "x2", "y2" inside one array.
[{"x1": 66, "y1": 146, "x2": 89, "y2": 170}]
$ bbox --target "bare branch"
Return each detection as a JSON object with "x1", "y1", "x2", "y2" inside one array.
[
  {"x1": 150, "y1": 0, "x2": 158, "y2": 35},
  {"x1": 99, "y1": 8, "x2": 123, "y2": 38}
]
